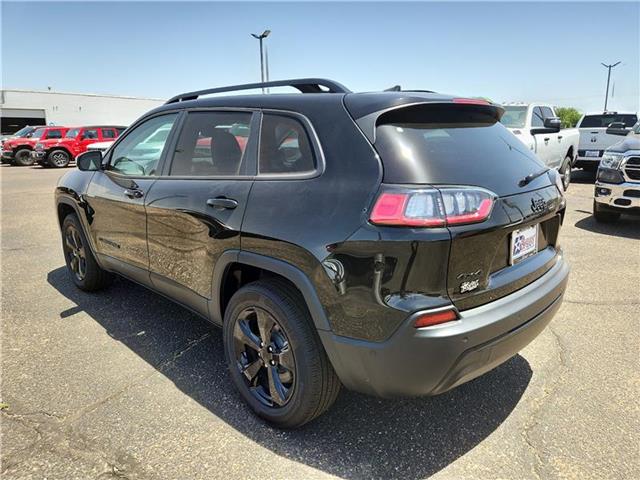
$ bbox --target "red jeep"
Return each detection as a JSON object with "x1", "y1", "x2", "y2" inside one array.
[
  {"x1": 33, "y1": 125, "x2": 126, "y2": 168},
  {"x1": 2, "y1": 126, "x2": 69, "y2": 166}
]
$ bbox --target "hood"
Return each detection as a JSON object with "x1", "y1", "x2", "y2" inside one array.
[{"x1": 607, "y1": 136, "x2": 640, "y2": 154}]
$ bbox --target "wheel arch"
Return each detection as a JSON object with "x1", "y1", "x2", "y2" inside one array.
[{"x1": 210, "y1": 250, "x2": 332, "y2": 332}]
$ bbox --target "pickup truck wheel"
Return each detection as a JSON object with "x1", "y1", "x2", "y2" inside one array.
[
  {"x1": 593, "y1": 200, "x2": 620, "y2": 223},
  {"x1": 223, "y1": 279, "x2": 340, "y2": 428},
  {"x1": 48, "y1": 149, "x2": 70, "y2": 168},
  {"x1": 560, "y1": 155, "x2": 571, "y2": 190},
  {"x1": 61, "y1": 213, "x2": 112, "y2": 291},
  {"x1": 14, "y1": 148, "x2": 34, "y2": 166}
]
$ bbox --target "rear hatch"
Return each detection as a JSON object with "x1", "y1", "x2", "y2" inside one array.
[
  {"x1": 578, "y1": 113, "x2": 638, "y2": 157},
  {"x1": 361, "y1": 101, "x2": 565, "y2": 310}
]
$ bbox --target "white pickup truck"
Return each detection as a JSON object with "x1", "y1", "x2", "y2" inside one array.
[
  {"x1": 500, "y1": 103, "x2": 579, "y2": 190},
  {"x1": 575, "y1": 111, "x2": 638, "y2": 171}
]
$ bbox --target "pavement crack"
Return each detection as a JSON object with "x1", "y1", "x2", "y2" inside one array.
[
  {"x1": 67, "y1": 332, "x2": 211, "y2": 424},
  {"x1": 521, "y1": 324, "x2": 569, "y2": 479},
  {"x1": 564, "y1": 299, "x2": 640, "y2": 306}
]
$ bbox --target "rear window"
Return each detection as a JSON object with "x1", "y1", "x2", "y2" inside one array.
[
  {"x1": 500, "y1": 106, "x2": 528, "y2": 128},
  {"x1": 579, "y1": 114, "x2": 637, "y2": 128},
  {"x1": 373, "y1": 104, "x2": 545, "y2": 195}
]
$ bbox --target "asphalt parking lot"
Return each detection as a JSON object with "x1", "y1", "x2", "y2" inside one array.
[{"x1": 1, "y1": 164, "x2": 638, "y2": 480}]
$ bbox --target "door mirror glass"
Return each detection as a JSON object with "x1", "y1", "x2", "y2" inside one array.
[{"x1": 77, "y1": 150, "x2": 102, "y2": 171}]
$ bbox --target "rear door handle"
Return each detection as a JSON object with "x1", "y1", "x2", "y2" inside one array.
[
  {"x1": 207, "y1": 197, "x2": 238, "y2": 209},
  {"x1": 124, "y1": 188, "x2": 144, "y2": 199},
  {"x1": 558, "y1": 135, "x2": 563, "y2": 140},
  {"x1": 543, "y1": 137, "x2": 550, "y2": 142}
]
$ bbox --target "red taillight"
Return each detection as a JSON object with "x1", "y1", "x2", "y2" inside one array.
[
  {"x1": 414, "y1": 309, "x2": 458, "y2": 328},
  {"x1": 453, "y1": 98, "x2": 491, "y2": 105},
  {"x1": 370, "y1": 187, "x2": 495, "y2": 227},
  {"x1": 370, "y1": 192, "x2": 445, "y2": 227}
]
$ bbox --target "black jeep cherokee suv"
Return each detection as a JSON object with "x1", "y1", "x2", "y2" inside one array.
[{"x1": 55, "y1": 78, "x2": 569, "y2": 428}]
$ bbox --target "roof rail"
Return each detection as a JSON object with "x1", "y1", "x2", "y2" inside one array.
[{"x1": 165, "y1": 78, "x2": 351, "y2": 104}]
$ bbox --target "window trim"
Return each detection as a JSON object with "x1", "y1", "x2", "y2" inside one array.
[
  {"x1": 256, "y1": 109, "x2": 325, "y2": 181},
  {"x1": 156, "y1": 107, "x2": 260, "y2": 180},
  {"x1": 102, "y1": 110, "x2": 184, "y2": 180}
]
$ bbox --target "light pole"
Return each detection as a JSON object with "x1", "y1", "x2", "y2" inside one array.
[
  {"x1": 601, "y1": 61, "x2": 621, "y2": 111},
  {"x1": 251, "y1": 30, "x2": 271, "y2": 93}
]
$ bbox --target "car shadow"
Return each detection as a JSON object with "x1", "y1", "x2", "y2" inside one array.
[
  {"x1": 570, "y1": 168, "x2": 596, "y2": 184},
  {"x1": 47, "y1": 266, "x2": 532, "y2": 479},
  {"x1": 575, "y1": 214, "x2": 640, "y2": 240}
]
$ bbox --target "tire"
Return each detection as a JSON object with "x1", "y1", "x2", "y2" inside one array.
[
  {"x1": 48, "y1": 149, "x2": 70, "y2": 168},
  {"x1": 14, "y1": 148, "x2": 34, "y2": 166},
  {"x1": 223, "y1": 279, "x2": 340, "y2": 428},
  {"x1": 559, "y1": 155, "x2": 572, "y2": 191},
  {"x1": 61, "y1": 213, "x2": 112, "y2": 291},
  {"x1": 593, "y1": 200, "x2": 620, "y2": 223}
]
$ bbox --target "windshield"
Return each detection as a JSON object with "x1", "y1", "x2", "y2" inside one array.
[
  {"x1": 30, "y1": 128, "x2": 46, "y2": 139},
  {"x1": 500, "y1": 106, "x2": 528, "y2": 128},
  {"x1": 65, "y1": 128, "x2": 80, "y2": 138},
  {"x1": 579, "y1": 114, "x2": 638, "y2": 128},
  {"x1": 13, "y1": 126, "x2": 36, "y2": 137}
]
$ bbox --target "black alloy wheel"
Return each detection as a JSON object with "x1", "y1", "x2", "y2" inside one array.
[
  {"x1": 232, "y1": 306, "x2": 296, "y2": 407},
  {"x1": 63, "y1": 223, "x2": 87, "y2": 281},
  {"x1": 14, "y1": 148, "x2": 34, "y2": 166},
  {"x1": 49, "y1": 149, "x2": 70, "y2": 168}
]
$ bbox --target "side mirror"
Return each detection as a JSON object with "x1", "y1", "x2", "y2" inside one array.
[
  {"x1": 531, "y1": 117, "x2": 562, "y2": 135},
  {"x1": 26, "y1": 133, "x2": 33, "y2": 138},
  {"x1": 76, "y1": 150, "x2": 102, "y2": 171},
  {"x1": 543, "y1": 117, "x2": 562, "y2": 132},
  {"x1": 606, "y1": 122, "x2": 629, "y2": 136}
]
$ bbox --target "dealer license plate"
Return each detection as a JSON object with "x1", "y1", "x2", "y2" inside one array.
[{"x1": 510, "y1": 224, "x2": 538, "y2": 265}]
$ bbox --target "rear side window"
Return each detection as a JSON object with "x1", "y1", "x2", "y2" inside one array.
[
  {"x1": 259, "y1": 114, "x2": 316, "y2": 175},
  {"x1": 579, "y1": 114, "x2": 638, "y2": 128},
  {"x1": 102, "y1": 128, "x2": 117, "y2": 139},
  {"x1": 170, "y1": 111, "x2": 252, "y2": 176},
  {"x1": 83, "y1": 129, "x2": 99, "y2": 139},
  {"x1": 46, "y1": 129, "x2": 63, "y2": 139}
]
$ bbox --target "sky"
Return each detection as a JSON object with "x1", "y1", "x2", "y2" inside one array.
[{"x1": 2, "y1": 1, "x2": 639, "y2": 113}]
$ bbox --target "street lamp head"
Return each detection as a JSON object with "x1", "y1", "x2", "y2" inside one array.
[{"x1": 251, "y1": 30, "x2": 271, "y2": 39}]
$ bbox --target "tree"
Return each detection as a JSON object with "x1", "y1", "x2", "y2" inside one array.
[{"x1": 555, "y1": 107, "x2": 582, "y2": 128}]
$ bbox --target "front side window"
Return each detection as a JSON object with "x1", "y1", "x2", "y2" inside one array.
[
  {"x1": 46, "y1": 129, "x2": 63, "y2": 139},
  {"x1": 108, "y1": 114, "x2": 178, "y2": 176},
  {"x1": 259, "y1": 114, "x2": 316, "y2": 174},
  {"x1": 170, "y1": 111, "x2": 252, "y2": 176},
  {"x1": 31, "y1": 128, "x2": 46, "y2": 139},
  {"x1": 531, "y1": 107, "x2": 544, "y2": 127},
  {"x1": 540, "y1": 107, "x2": 554, "y2": 119}
]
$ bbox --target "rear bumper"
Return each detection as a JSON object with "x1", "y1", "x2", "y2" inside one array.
[
  {"x1": 594, "y1": 181, "x2": 640, "y2": 213},
  {"x1": 320, "y1": 254, "x2": 569, "y2": 398}
]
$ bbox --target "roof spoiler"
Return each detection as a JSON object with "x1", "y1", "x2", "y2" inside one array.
[{"x1": 165, "y1": 78, "x2": 351, "y2": 104}]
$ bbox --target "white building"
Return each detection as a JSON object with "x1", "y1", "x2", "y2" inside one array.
[{"x1": 0, "y1": 89, "x2": 165, "y2": 134}]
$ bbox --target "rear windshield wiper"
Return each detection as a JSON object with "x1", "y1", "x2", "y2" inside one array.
[{"x1": 519, "y1": 168, "x2": 549, "y2": 187}]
